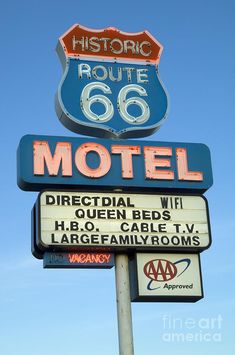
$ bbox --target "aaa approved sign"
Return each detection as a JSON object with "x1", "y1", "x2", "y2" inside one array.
[
  {"x1": 34, "y1": 191, "x2": 211, "y2": 253},
  {"x1": 129, "y1": 253, "x2": 203, "y2": 302}
]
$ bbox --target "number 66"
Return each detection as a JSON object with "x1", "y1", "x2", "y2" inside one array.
[{"x1": 80, "y1": 82, "x2": 150, "y2": 124}]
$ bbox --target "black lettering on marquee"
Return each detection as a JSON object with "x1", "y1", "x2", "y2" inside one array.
[
  {"x1": 119, "y1": 235, "x2": 130, "y2": 244},
  {"x1": 161, "y1": 236, "x2": 170, "y2": 245},
  {"x1": 159, "y1": 224, "x2": 167, "y2": 232},
  {"x1": 160, "y1": 197, "x2": 168, "y2": 208},
  {"x1": 70, "y1": 234, "x2": 79, "y2": 243},
  {"x1": 132, "y1": 210, "x2": 140, "y2": 219},
  {"x1": 173, "y1": 223, "x2": 181, "y2": 233},
  {"x1": 46, "y1": 195, "x2": 55, "y2": 205},
  {"x1": 116, "y1": 209, "x2": 126, "y2": 219},
  {"x1": 55, "y1": 220, "x2": 65, "y2": 231},
  {"x1": 51, "y1": 233, "x2": 59, "y2": 243},
  {"x1": 61, "y1": 234, "x2": 69, "y2": 243},
  {"x1": 72, "y1": 196, "x2": 81, "y2": 205},
  {"x1": 75, "y1": 209, "x2": 85, "y2": 218},
  {"x1": 160, "y1": 197, "x2": 183, "y2": 209},
  {"x1": 151, "y1": 236, "x2": 159, "y2": 244},
  {"x1": 171, "y1": 236, "x2": 181, "y2": 245},
  {"x1": 70, "y1": 221, "x2": 79, "y2": 231},
  {"x1": 110, "y1": 235, "x2": 118, "y2": 244},
  {"x1": 101, "y1": 235, "x2": 109, "y2": 243},
  {"x1": 139, "y1": 235, "x2": 149, "y2": 244},
  {"x1": 162, "y1": 210, "x2": 171, "y2": 220},
  {"x1": 181, "y1": 235, "x2": 193, "y2": 246},
  {"x1": 81, "y1": 196, "x2": 92, "y2": 206},
  {"x1": 61, "y1": 195, "x2": 71, "y2": 205},
  {"x1": 90, "y1": 234, "x2": 99, "y2": 244},
  {"x1": 186, "y1": 224, "x2": 195, "y2": 233},
  {"x1": 80, "y1": 234, "x2": 90, "y2": 243},
  {"x1": 192, "y1": 236, "x2": 200, "y2": 246}
]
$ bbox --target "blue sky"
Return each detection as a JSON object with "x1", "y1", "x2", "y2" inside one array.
[{"x1": 0, "y1": 0, "x2": 234, "y2": 354}]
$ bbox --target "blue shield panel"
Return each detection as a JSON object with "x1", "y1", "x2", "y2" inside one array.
[{"x1": 56, "y1": 58, "x2": 168, "y2": 138}]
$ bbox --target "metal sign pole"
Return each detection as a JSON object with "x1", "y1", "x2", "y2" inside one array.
[{"x1": 115, "y1": 254, "x2": 134, "y2": 355}]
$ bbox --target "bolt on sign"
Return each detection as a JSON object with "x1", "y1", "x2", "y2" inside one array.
[
  {"x1": 34, "y1": 191, "x2": 211, "y2": 253},
  {"x1": 55, "y1": 24, "x2": 168, "y2": 139},
  {"x1": 129, "y1": 253, "x2": 203, "y2": 302},
  {"x1": 43, "y1": 252, "x2": 114, "y2": 269}
]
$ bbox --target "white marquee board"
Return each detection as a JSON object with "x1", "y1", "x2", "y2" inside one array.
[{"x1": 35, "y1": 191, "x2": 211, "y2": 252}]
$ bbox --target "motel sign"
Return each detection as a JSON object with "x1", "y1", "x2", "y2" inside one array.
[
  {"x1": 17, "y1": 22, "x2": 213, "y2": 355},
  {"x1": 18, "y1": 135, "x2": 212, "y2": 192}
]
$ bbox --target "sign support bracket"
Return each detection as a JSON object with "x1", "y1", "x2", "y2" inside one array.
[{"x1": 115, "y1": 254, "x2": 134, "y2": 355}]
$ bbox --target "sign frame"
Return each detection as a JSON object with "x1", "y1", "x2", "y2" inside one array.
[{"x1": 31, "y1": 204, "x2": 43, "y2": 259}]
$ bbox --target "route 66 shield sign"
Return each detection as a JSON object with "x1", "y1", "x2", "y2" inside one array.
[{"x1": 55, "y1": 24, "x2": 168, "y2": 139}]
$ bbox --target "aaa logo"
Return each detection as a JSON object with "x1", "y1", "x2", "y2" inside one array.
[
  {"x1": 143, "y1": 258, "x2": 191, "y2": 290},
  {"x1": 55, "y1": 24, "x2": 168, "y2": 139}
]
